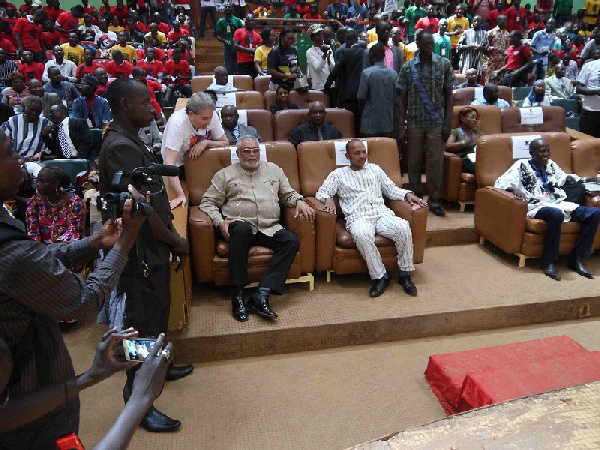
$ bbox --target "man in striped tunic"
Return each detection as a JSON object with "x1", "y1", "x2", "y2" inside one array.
[
  {"x1": 0, "y1": 95, "x2": 50, "y2": 161},
  {"x1": 315, "y1": 139, "x2": 427, "y2": 297}
]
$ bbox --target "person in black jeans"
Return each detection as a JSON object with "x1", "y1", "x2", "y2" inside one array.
[{"x1": 199, "y1": 0, "x2": 217, "y2": 38}]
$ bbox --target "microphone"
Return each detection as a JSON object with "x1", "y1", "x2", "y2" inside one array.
[{"x1": 147, "y1": 163, "x2": 180, "y2": 177}]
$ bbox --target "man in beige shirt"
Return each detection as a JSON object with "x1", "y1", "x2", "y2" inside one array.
[{"x1": 200, "y1": 136, "x2": 315, "y2": 322}]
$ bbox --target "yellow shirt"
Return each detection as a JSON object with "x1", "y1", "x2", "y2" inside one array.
[
  {"x1": 61, "y1": 43, "x2": 84, "y2": 65},
  {"x1": 108, "y1": 25, "x2": 125, "y2": 32},
  {"x1": 447, "y1": 16, "x2": 470, "y2": 47},
  {"x1": 585, "y1": 0, "x2": 600, "y2": 22},
  {"x1": 254, "y1": 44, "x2": 272, "y2": 69},
  {"x1": 145, "y1": 31, "x2": 167, "y2": 43},
  {"x1": 367, "y1": 27, "x2": 378, "y2": 44},
  {"x1": 400, "y1": 42, "x2": 418, "y2": 62},
  {"x1": 111, "y1": 44, "x2": 138, "y2": 63}
]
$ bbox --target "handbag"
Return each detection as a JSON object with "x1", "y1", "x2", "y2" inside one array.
[{"x1": 293, "y1": 72, "x2": 310, "y2": 93}]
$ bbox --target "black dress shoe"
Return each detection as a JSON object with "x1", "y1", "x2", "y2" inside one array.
[
  {"x1": 246, "y1": 287, "x2": 278, "y2": 319},
  {"x1": 398, "y1": 274, "x2": 418, "y2": 296},
  {"x1": 166, "y1": 364, "x2": 194, "y2": 381},
  {"x1": 567, "y1": 257, "x2": 594, "y2": 279},
  {"x1": 140, "y1": 407, "x2": 181, "y2": 432},
  {"x1": 231, "y1": 289, "x2": 248, "y2": 322},
  {"x1": 542, "y1": 261, "x2": 561, "y2": 281},
  {"x1": 430, "y1": 205, "x2": 446, "y2": 217},
  {"x1": 369, "y1": 276, "x2": 390, "y2": 297}
]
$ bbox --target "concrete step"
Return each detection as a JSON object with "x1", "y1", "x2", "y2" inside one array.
[
  {"x1": 197, "y1": 53, "x2": 226, "y2": 63},
  {"x1": 196, "y1": 61, "x2": 222, "y2": 73}
]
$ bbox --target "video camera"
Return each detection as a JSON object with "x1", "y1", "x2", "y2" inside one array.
[{"x1": 97, "y1": 163, "x2": 180, "y2": 220}]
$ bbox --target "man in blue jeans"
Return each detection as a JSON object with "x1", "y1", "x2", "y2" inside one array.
[{"x1": 495, "y1": 138, "x2": 600, "y2": 280}]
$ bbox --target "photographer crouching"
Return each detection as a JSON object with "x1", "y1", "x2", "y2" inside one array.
[
  {"x1": 99, "y1": 78, "x2": 192, "y2": 433},
  {"x1": 0, "y1": 130, "x2": 157, "y2": 447}
]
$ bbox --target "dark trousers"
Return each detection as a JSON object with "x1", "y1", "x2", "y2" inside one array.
[
  {"x1": 199, "y1": 6, "x2": 217, "y2": 36},
  {"x1": 236, "y1": 61, "x2": 258, "y2": 78},
  {"x1": 339, "y1": 99, "x2": 360, "y2": 136},
  {"x1": 534, "y1": 206, "x2": 600, "y2": 262},
  {"x1": 121, "y1": 263, "x2": 171, "y2": 403},
  {"x1": 224, "y1": 47, "x2": 238, "y2": 75},
  {"x1": 227, "y1": 221, "x2": 299, "y2": 294},
  {"x1": 580, "y1": 109, "x2": 600, "y2": 138},
  {"x1": 32, "y1": 50, "x2": 45, "y2": 63},
  {"x1": 461, "y1": 157, "x2": 475, "y2": 174}
]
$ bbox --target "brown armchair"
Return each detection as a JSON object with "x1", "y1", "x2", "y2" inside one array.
[
  {"x1": 474, "y1": 132, "x2": 586, "y2": 267},
  {"x1": 297, "y1": 138, "x2": 428, "y2": 279},
  {"x1": 500, "y1": 106, "x2": 566, "y2": 133},
  {"x1": 185, "y1": 142, "x2": 315, "y2": 289},
  {"x1": 273, "y1": 108, "x2": 355, "y2": 141},
  {"x1": 264, "y1": 90, "x2": 330, "y2": 110},
  {"x1": 444, "y1": 105, "x2": 502, "y2": 211},
  {"x1": 191, "y1": 75, "x2": 254, "y2": 93},
  {"x1": 174, "y1": 92, "x2": 265, "y2": 111},
  {"x1": 453, "y1": 86, "x2": 513, "y2": 106},
  {"x1": 571, "y1": 138, "x2": 600, "y2": 249}
]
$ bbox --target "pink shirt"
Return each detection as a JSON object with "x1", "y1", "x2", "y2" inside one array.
[{"x1": 384, "y1": 45, "x2": 393, "y2": 69}]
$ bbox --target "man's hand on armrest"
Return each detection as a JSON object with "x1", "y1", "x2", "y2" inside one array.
[
  {"x1": 294, "y1": 200, "x2": 316, "y2": 221},
  {"x1": 405, "y1": 193, "x2": 427, "y2": 208}
]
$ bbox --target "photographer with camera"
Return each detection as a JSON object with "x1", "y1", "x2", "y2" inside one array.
[
  {"x1": 99, "y1": 77, "x2": 192, "y2": 433},
  {"x1": 306, "y1": 24, "x2": 335, "y2": 91},
  {"x1": 0, "y1": 129, "x2": 148, "y2": 448}
]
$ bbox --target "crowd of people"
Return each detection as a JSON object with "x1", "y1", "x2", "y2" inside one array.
[{"x1": 2, "y1": 0, "x2": 600, "y2": 447}]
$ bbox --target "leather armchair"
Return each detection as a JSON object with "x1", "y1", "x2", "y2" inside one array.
[
  {"x1": 191, "y1": 75, "x2": 254, "y2": 93},
  {"x1": 444, "y1": 105, "x2": 502, "y2": 210},
  {"x1": 296, "y1": 138, "x2": 427, "y2": 278},
  {"x1": 571, "y1": 138, "x2": 600, "y2": 249},
  {"x1": 500, "y1": 106, "x2": 566, "y2": 133},
  {"x1": 453, "y1": 86, "x2": 513, "y2": 106},
  {"x1": 174, "y1": 92, "x2": 265, "y2": 111},
  {"x1": 273, "y1": 109, "x2": 355, "y2": 142},
  {"x1": 264, "y1": 90, "x2": 330, "y2": 110},
  {"x1": 254, "y1": 75, "x2": 270, "y2": 94},
  {"x1": 185, "y1": 142, "x2": 315, "y2": 289},
  {"x1": 474, "y1": 132, "x2": 584, "y2": 267}
]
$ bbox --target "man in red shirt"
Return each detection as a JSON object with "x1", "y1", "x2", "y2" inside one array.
[
  {"x1": 506, "y1": 0, "x2": 527, "y2": 32},
  {"x1": 55, "y1": 5, "x2": 85, "y2": 43},
  {"x1": 233, "y1": 14, "x2": 262, "y2": 78},
  {"x1": 499, "y1": 30, "x2": 534, "y2": 86},
  {"x1": 526, "y1": 11, "x2": 545, "y2": 37},
  {"x1": 95, "y1": 67, "x2": 110, "y2": 97},
  {"x1": 415, "y1": 5, "x2": 439, "y2": 33},
  {"x1": 487, "y1": 1, "x2": 506, "y2": 29},
  {"x1": 167, "y1": 20, "x2": 189, "y2": 46},
  {"x1": 296, "y1": 0, "x2": 310, "y2": 16},
  {"x1": 164, "y1": 47, "x2": 191, "y2": 104},
  {"x1": 152, "y1": 12, "x2": 171, "y2": 34},
  {"x1": 76, "y1": 47, "x2": 101, "y2": 81},
  {"x1": 19, "y1": 50, "x2": 45, "y2": 82},
  {"x1": 42, "y1": 19, "x2": 62, "y2": 48},
  {"x1": 111, "y1": 0, "x2": 130, "y2": 24},
  {"x1": 138, "y1": 35, "x2": 166, "y2": 61},
  {"x1": 98, "y1": 0, "x2": 111, "y2": 17},
  {"x1": 82, "y1": 0, "x2": 96, "y2": 16},
  {"x1": 131, "y1": 11, "x2": 148, "y2": 33},
  {"x1": 43, "y1": 0, "x2": 63, "y2": 22},
  {"x1": 304, "y1": 3, "x2": 322, "y2": 19},
  {"x1": 15, "y1": 9, "x2": 47, "y2": 63},
  {"x1": 19, "y1": 0, "x2": 34, "y2": 16},
  {"x1": 136, "y1": 47, "x2": 164, "y2": 79},
  {"x1": 0, "y1": 35, "x2": 15, "y2": 55},
  {"x1": 132, "y1": 66, "x2": 164, "y2": 121},
  {"x1": 168, "y1": 37, "x2": 194, "y2": 66},
  {"x1": 105, "y1": 49, "x2": 134, "y2": 78}
]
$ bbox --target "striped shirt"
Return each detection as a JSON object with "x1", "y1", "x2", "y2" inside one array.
[
  {"x1": 315, "y1": 162, "x2": 411, "y2": 227},
  {"x1": 0, "y1": 60, "x2": 18, "y2": 87},
  {"x1": 1, "y1": 114, "x2": 50, "y2": 158},
  {"x1": 0, "y1": 207, "x2": 128, "y2": 448}
]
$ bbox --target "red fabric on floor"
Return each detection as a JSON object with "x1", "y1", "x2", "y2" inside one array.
[{"x1": 424, "y1": 336, "x2": 590, "y2": 415}]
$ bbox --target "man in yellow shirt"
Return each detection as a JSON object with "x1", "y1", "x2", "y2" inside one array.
[
  {"x1": 111, "y1": 31, "x2": 138, "y2": 63},
  {"x1": 447, "y1": 4, "x2": 470, "y2": 68},
  {"x1": 585, "y1": 0, "x2": 600, "y2": 26},
  {"x1": 61, "y1": 33, "x2": 85, "y2": 65},
  {"x1": 145, "y1": 23, "x2": 167, "y2": 47},
  {"x1": 367, "y1": 14, "x2": 381, "y2": 43}
]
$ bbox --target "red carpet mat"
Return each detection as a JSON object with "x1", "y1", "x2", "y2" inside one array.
[{"x1": 424, "y1": 336, "x2": 593, "y2": 414}]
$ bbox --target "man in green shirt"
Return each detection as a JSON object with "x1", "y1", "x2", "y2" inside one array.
[
  {"x1": 405, "y1": 0, "x2": 427, "y2": 42},
  {"x1": 215, "y1": 4, "x2": 243, "y2": 75},
  {"x1": 554, "y1": 0, "x2": 573, "y2": 26},
  {"x1": 434, "y1": 18, "x2": 452, "y2": 59}
]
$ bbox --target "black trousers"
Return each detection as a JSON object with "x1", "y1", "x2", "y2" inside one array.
[
  {"x1": 461, "y1": 157, "x2": 476, "y2": 175},
  {"x1": 534, "y1": 206, "x2": 600, "y2": 262},
  {"x1": 579, "y1": 109, "x2": 600, "y2": 138},
  {"x1": 236, "y1": 61, "x2": 258, "y2": 79},
  {"x1": 227, "y1": 221, "x2": 299, "y2": 294}
]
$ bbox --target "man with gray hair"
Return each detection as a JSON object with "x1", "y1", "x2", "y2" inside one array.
[
  {"x1": 200, "y1": 136, "x2": 315, "y2": 322},
  {"x1": 1, "y1": 95, "x2": 51, "y2": 160},
  {"x1": 161, "y1": 92, "x2": 229, "y2": 209}
]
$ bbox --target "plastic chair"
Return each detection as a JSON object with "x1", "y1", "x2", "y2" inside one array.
[
  {"x1": 550, "y1": 98, "x2": 578, "y2": 114},
  {"x1": 513, "y1": 86, "x2": 531, "y2": 101},
  {"x1": 42, "y1": 159, "x2": 91, "y2": 185}
]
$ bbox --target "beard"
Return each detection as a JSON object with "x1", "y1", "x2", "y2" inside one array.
[{"x1": 240, "y1": 158, "x2": 259, "y2": 170}]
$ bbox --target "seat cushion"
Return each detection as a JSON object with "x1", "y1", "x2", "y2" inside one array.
[
  {"x1": 335, "y1": 220, "x2": 395, "y2": 249},
  {"x1": 216, "y1": 241, "x2": 273, "y2": 257},
  {"x1": 525, "y1": 219, "x2": 582, "y2": 234}
]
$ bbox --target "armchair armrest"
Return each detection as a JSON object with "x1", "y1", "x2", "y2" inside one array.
[
  {"x1": 388, "y1": 200, "x2": 428, "y2": 264},
  {"x1": 306, "y1": 196, "x2": 337, "y2": 272},
  {"x1": 474, "y1": 187, "x2": 528, "y2": 255},
  {"x1": 188, "y1": 207, "x2": 215, "y2": 283},
  {"x1": 585, "y1": 193, "x2": 600, "y2": 208},
  {"x1": 283, "y1": 206, "x2": 316, "y2": 274},
  {"x1": 444, "y1": 151, "x2": 463, "y2": 202}
]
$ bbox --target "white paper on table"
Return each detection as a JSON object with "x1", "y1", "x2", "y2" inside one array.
[
  {"x1": 334, "y1": 140, "x2": 368, "y2": 166},
  {"x1": 512, "y1": 135, "x2": 541, "y2": 159},
  {"x1": 474, "y1": 87, "x2": 484, "y2": 100},
  {"x1": 519, "y1": 107, "x2": 544, "y2": 125},
  {"x1": 237, "y1": 109, "x2": 248, "y2": 126},
  {"x1": 215, "y1": 91, "x2": 236, "y2": 109},
  {"x1": 230, "y1": 143, "x2": 267, "y2": 165}
]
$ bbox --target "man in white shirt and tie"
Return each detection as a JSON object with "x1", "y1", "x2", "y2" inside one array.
[{"x1": 315, "y1": 139, "x2": 427, "y2": 297}]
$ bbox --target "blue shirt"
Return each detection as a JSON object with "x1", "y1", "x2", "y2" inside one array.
[
  {"x1": 471, "y1": 97, "x2": 511, "y2": 108},
  {"x1": 530, "y1": 29, "x2": 557, "y2": 65},
  {"x1": 326, "y1": 3, "x2": 348, "y2": 20},
  {"x1": 347, "y1": 4, "x2": 369, "y2": 31},
  {"x1": 70, "y1": 95, "x2": 112, "y2": 128},
  {"x1": 42, "y1": 81, "x2": 80, "y2": 101}
]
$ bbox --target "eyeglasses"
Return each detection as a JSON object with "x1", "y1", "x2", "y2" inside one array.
[{"x1": 240, "y1": 147, "x2": 260, "y2": 155}]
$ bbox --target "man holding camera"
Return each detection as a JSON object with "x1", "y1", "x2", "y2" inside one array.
[{"x1": 99, "y1": 78, "x2": 192, "y2": 433}]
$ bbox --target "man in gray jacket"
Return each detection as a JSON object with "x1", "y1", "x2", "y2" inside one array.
[
  {"x1": 200, "y1": 136, "x2": 315, "y2": 322},
  {"x1": 220, "y1": 105, "x2": 261, "y2": 145}
]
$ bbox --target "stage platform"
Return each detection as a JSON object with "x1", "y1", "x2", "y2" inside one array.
[
  {"x1": 352, "y1": 381, "x2": 600, "y2": 449},
  {"x1": 171, "y1": 237, "x2": 600, "y2": 363}
]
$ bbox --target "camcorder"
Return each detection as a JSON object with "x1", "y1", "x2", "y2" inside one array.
[{"x1": 97, "y1": 163, "x2": 180, "y2": 220}]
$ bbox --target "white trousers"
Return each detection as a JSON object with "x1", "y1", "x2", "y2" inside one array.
[{"x1": 347, "y1": 214, "x2": 415, "y2": 280}]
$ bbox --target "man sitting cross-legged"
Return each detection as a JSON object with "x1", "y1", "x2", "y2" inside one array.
[
  {"x1": 315, "y1": 139, "x2": 427, "y2": 297},
  {"x1": 200, "y1": 136, "x2": 315, "y2": 322}
]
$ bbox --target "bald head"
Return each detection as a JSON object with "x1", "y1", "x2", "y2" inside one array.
[
  {"x1": 308, "y1": 101, "x2": 326, "y2": 126},
  {"x1": 214, "y1": 66, "x2": 228, "y2": 85}
]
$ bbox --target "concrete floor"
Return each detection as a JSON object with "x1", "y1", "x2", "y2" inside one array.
[{"x1": 68, "y1": 317, "x2": 600, "y2": 450}]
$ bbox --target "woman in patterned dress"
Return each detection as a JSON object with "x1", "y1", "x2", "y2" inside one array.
[{"x1": 487, "y1": 14, "x2": 510, "y2": 81}]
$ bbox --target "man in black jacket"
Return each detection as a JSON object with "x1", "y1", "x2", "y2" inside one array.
[
  {"x1": 41, "y1": 104, "x2": 95, "y2": 160},
  {"x1": 324, "y1": 29, "x2": 364, "y2": 134}
]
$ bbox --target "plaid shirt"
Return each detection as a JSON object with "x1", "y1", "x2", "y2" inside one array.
[{"x1": 397, "y1": 53, "x2": 455, "y2": 128}]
